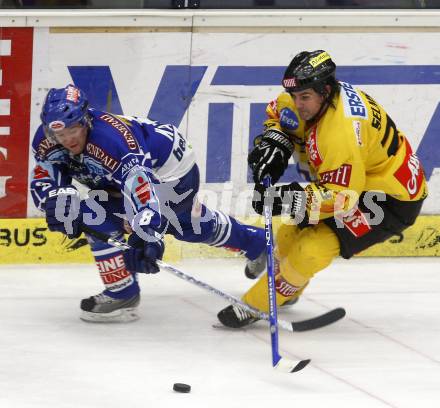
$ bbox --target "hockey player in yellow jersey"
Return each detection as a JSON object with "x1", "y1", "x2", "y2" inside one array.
[{"x1": 217, "y1": 50, "x2": 428, "y2": 328}]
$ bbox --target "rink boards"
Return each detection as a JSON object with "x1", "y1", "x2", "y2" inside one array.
[
  {"x1": 1, "y1": 15, "x2": 439, "y2": 261},
  {"x1": 0, "y1": 23, "x2": 440, "y2": 220},
  {"x1": 1, "y1": 215, "x2": 439, "y2": 264}
]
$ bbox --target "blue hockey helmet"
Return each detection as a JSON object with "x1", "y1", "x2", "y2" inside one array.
[{"x1": 41, "y1": 84, "x2": 90, "y2": 134}]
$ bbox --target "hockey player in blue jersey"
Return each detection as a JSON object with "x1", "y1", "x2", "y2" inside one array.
[{"x1": 31, "y1": 84, "x2": 266, "y2": 323}]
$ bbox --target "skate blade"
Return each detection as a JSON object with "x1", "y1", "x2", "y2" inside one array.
[
  {"x1": 212, "y1": 323, "x2": 236, "y2": 330},
  {"x1": 80, "y1": 308, "x2": 139, "y2": 323},
  {"x1": 212, "y1": 323, "x2": 254, "y2": 331}
]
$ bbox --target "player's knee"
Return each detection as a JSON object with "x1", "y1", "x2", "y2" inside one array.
[
  {"x1": 285, "y1": 225, "x2": 339, "y2": 279},
  {"x1": 275, "y1": 223, "x2": 300, "y2": 259}
]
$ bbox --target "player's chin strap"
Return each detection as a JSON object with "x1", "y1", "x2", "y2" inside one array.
[{"x1": 80, "y1": 223, "x2": 345, "y2": 372}]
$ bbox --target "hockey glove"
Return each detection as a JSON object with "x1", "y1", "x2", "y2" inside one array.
[
  {"x1": 252, "y1": 182, "x2": 307, "y2": 219},
  {"x1": 124, "y1": 229, "x2": 165, "y2": 274},
  {"x1": 248, "y1": 129, "x2": 294, "y2": 184},
  {"x1": 45, "y1": 185, "x2": 82, "y2": 239}
]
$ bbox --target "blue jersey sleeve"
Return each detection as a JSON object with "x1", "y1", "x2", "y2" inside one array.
[{"x1": 30, "y1": 126, "x2": 72, "y2": 211}]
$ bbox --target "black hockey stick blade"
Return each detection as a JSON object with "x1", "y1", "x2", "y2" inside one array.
[
  {"x1": 291, "y1": 358, "x2": 311, "y2": 373},
  {"x1": 291, "y1": 307, "x2": 346, "y2": 332}
]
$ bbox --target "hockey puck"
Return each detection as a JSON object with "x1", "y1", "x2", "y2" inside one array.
[{"x1": 173, "y1": 383, "x2": 191, "y2": 393}]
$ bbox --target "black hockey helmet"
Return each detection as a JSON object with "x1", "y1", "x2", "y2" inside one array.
[{"x1": 282, "y1": 50, "x2": 336, "y2": 94}]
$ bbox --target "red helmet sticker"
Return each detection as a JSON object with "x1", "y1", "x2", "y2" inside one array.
[
  {"x1": 283, "y1": 78, "x2": 297, "y2": 88},
  {"x1": 48, "y1": 120, "x2": 66, "y2": 131},
  {"x1": 66, "y1": 86, "x2": 80, "y2": 102}
]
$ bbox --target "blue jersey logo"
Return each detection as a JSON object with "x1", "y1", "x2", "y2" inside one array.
[
  {"x1": 340, "y1": 81, "x2": 368, "y2": 119},
  {"x1": 279, "y1": 108, "x2": 299, "y2": 130}
]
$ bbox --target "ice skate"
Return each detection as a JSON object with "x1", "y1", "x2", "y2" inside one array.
[
  {"x1": 80, "y1": 292, "x2": 140, "y2": 323},
  {"x1": 217, "y1": 304, "x2": 259, "y2": 328},
  {"x1": 244, "y1": 250, "x2": 266, "y2": 279}
]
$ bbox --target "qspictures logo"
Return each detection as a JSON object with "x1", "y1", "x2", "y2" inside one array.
[{"x1": 0, "y1": 28, "x2": 33, "y2": 217}]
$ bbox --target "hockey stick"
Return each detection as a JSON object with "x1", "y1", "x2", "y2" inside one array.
[
  {"x1": 262, "y1": 176, "x2": 310, "y2": 373},
  {"x1": 82, "y1": 224, "x2": 309, "y2": 372},
  {"x1": 80, "y1": 224, "x2": 345, "y2": 334}
]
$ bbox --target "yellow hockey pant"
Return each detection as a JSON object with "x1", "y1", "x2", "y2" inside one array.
[{"x1": 242, "y1": 222, "x2": 340, "y2": 312}]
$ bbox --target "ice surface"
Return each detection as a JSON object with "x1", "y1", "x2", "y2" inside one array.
[{"x1": 1, "y1": 257, "x2": 439, "y2": 408}]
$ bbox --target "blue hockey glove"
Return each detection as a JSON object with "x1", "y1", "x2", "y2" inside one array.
[
  {"x1": 124, "y1": 230, "x2": 165, "y2": 274},
  {"x1": 45, "y1": 185, "x2": 82, "y2": 239}
]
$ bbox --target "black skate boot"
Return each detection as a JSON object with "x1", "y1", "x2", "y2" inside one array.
[
  {"x1": 80, "y1": 292, "x2": 140, "y2": 323},
  {"x1": 244, "y1": 250, "x2": 266, "y2": 279},
  {"x1": 217, "y1": 304, "x2": 259, "y2": 328}
]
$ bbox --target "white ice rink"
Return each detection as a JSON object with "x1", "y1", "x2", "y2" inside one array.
[{"x1": 1, "y1": 257, "x2": 439, "y2": 408}]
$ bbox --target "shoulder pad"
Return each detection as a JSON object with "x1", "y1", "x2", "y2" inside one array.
[{"x1": 93, "y1": 111, "x2": 140, "y2": 151}]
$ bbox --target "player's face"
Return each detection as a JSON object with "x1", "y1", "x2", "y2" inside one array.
[
  {"x1": 290, "y1": 89, "x2": 325, "y2": 121},
  {"x1": 53, "y1": 124, "x2": 88, "y2": 155}
]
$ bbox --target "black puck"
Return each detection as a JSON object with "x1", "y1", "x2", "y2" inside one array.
[{"x1": 173, "y1": 383, "x2": 191, "y2": 393}]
